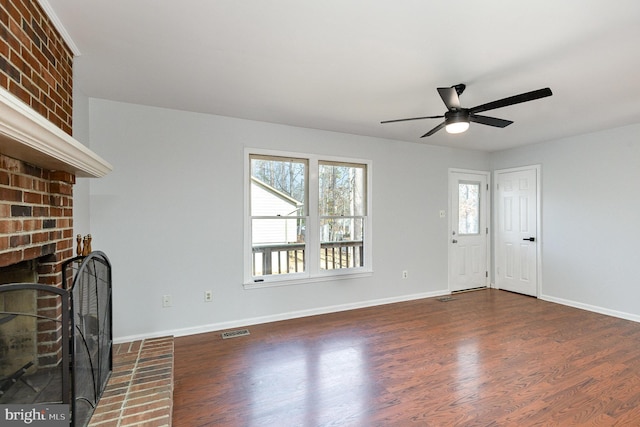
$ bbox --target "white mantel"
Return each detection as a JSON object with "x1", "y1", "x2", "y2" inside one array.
[{"x1": 0, "y1": 87, "x2": 112, "y2": 178}]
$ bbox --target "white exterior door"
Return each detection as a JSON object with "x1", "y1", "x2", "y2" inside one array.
[
  {"x1": 449, "y1": 170, "x2": 489, "y2": 292},
  {"x1": 495, "y1": 166, "x2": 539, "y2": 297}
]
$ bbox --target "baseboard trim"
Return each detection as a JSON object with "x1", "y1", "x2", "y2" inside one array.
[
  {"x1": 540, "y1": 294, "x2": 640, "y2": 323},
  {"x1": 114, "y1": 289, "x2": 450, "y2": 343}
]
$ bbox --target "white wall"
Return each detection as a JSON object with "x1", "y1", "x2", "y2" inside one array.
[
  {"x1": 491, "y1": 124, "x2": 640, "y2": 321},
  {"x1": 79, "y1": 97, "x2": 640, "y2": 340},
  {"x1": 72, "y1": 87, "x2": 91, "y2": 235},
  {"x1": 86, "y1": 98, "x2": 489, "y2": 341}
]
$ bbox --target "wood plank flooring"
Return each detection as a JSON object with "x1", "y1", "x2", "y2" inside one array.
[{"x1": 173, "y1": 289, "x2": 640, "y2": 426}]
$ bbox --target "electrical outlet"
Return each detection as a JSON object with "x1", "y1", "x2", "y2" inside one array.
[
  {"x1": 162, "y1": 295, "x2": 172, "y2": 308},
  {"x1": 402, "y1": 270, "x2": 408, "y2": 279},
  {"x1": 204, "y1": 290, "x2": 213, "y2": 302}
]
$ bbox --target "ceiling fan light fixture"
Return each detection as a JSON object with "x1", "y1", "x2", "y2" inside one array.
[
  {"x1": 445, "y1": 121, "x2": 469, "y2": 134},
  {"x1": 445, "y1": 111, "x2": 470, "y2": 134}
]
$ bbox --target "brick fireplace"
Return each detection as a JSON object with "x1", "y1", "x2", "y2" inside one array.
[
  {"x1": 0, "y1": 156, "x2": 75, "y2": 383},
  {"x1": 0, "y1": 1, "x2": 118, "y2": 424},
  {"x1": 1, "y1": 3, "x2": 174, "y2": 426},
  {"x1": 0, "y1": 0, "x2": 88, "y2": 375}
]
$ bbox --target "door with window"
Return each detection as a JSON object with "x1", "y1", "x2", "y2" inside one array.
[
  {"x1": 495, "y1": 166, "x2": 539, "y2": 297},
  {"x1": 449, "y1": 170, "x2": 489, "y2": 292}
]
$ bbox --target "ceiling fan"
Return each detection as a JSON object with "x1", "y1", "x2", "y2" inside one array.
[{"x1": 381, "y1": 84, "x2": 552, "y2": 138}]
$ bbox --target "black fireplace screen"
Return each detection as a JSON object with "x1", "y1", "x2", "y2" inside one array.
[
  {"x1": 64, "y1": 252, "x2": 113, "y2": 427},
  {"x1": 0, "y1": 251, "x2": 112, "y2": 427}
]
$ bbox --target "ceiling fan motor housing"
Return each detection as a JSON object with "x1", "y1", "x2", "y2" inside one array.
[{"x1": 445, "y1": 109, "x2": 469, "y2": 124}]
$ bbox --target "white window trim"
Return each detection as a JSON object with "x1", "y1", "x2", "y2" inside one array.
[{"x1": 243, "y1": 147, "x2": 373, "y2": 288}]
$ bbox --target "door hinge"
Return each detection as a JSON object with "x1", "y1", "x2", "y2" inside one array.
[
  {"x1": 486, "y1": 227, "x2": 488, "y2": 234},
  {"x1": 486, "y1": 271, "x2": 488, "y2": 278}
]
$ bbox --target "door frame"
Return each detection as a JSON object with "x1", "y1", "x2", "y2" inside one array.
[
  {"x1": 493, "y1": 165, "x2": 542, "y2": 296},
  {"x1": 448, "y1": 168, "x2": 491, "y2": 293}
]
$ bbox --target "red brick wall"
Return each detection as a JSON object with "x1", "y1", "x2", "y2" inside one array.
[
  {"x1": 0, "y1": 0, "x2": 75, "y2": 288},
  {"x1": 0, "y1": 154, "x2": 75, "y2": 284},
  {"x1": 0, "y1": 0, "x2": 74, "y2": 134}
]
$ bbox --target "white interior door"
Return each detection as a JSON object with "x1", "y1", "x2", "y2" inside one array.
[
  {"x1": 495, "y1": 166, "x2": 539, "y2": 297},
  {"x1": 449, "y1": 170, "x2": 489, "y2": 292}
]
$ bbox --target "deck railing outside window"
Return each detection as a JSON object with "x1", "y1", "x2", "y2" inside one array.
[{"x1": 252, "y1": 240, "x2": 363, "y2": 276}]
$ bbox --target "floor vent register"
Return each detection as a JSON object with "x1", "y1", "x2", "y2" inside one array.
[{"x1": 221, "y1": 329, "x2": 251, "y2": 339}]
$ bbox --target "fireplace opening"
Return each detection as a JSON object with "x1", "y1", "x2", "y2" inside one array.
[
  {"x1": 0, "y1": 260, "x2": 64, "y2": 404},
  {"x1": 0, "y1": 282, "x2": 70, "y2": 406},
  {"x1": 0, "y1": 252, "x2": 112, "y2": 427}
]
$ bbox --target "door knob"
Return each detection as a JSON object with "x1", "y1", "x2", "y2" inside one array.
[
  {"x1": 523, "y1": 237, "x2": 536, "y2": 242},
  {"x1": 452, "y1": 239, "x2": 458, "y2": 243}
]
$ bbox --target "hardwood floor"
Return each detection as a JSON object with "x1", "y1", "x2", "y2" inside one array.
[{"x1": 173, "y1": 289, "x2": 640, "y2": 426}]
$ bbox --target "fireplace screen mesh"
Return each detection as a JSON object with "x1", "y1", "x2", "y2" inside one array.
[
  {"x1": 65, "y1": 252, "x2": 113, "y2": 427},
  {"x1": 63, "y1": 252, "x2": 112, "y2": 426}
]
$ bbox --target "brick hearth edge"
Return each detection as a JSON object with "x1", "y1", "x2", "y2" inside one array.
[{"x1": 88, "y1": 336, "x2": 174, "y2": 427}]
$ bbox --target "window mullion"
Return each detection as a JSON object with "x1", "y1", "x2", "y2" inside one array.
[{"x1": 307, "y1": 158, "x2": 320, "y2": 276}]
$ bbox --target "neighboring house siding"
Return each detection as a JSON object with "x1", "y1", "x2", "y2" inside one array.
[{"x1": 251, "y1": 180, "x2": 300, "y2": 244}]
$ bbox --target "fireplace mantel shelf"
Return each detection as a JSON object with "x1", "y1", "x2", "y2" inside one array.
[{"x1": 0, "y1": 87, "x2": 112, "y2": 178}]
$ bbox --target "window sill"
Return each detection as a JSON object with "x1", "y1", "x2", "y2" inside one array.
[{"x1": 243, "y1": 270, "x2": 373, "y2": 290}]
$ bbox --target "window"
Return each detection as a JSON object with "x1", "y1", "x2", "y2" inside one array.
[
  {"x1": 245, "y1": 150, "x2": 371, "y2": 286},
  {"x1": 318, "y1": 161, "x2": 366, "y2": 270},
  {"x1": 458, "y1": 181, "x2": 480, "y2": 235}
]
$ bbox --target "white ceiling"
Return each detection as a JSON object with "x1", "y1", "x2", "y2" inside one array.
[{"x1": 45, "y1": 0, "x2": 640, "y2": 151}]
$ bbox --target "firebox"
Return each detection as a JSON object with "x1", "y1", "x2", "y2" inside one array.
[{"x1": 0, "y1": 251, "x2": 112, "y2": 427}]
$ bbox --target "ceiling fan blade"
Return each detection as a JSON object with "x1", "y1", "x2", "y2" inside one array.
[
  {"x1": 420, "y1": 121, "x2": 446, "y2": 138},
  {"x1": 381, "y1": 115, "x2": 443, "y2": 124},
  {"x1": 437, "y1": 87, "x2": 460, "y2": 110},
  {"x1": 469, "y1": 88, "x2": 552, "y2": 114},
  {"x1": 469, "y1": 114, "x2": 513, "y2": 128}
]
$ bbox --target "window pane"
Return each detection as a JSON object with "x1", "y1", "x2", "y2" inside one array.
[
  {"x1": 319, "y1": 162, "x2": 366, "y2": 216},
  {"x1": 459, "y1": 182, "x2": 480, "y2": 235},
  {"x1": 319, "y1": 217, "x2": 364, "y2": 270},
  {"x1": 250, "y1": 155, "x2": 307, "y2": 278},
  {"x1": 251, "y1": 155, "x2": 306, "y2": 216},
  {"x1": 252, "y1": 218, "x2": 305, "y2": 276}
]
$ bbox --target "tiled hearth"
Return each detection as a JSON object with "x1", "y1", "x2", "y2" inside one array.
[{"x1": 88, "y1": 336, "x2": 174, "y2": 427}]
